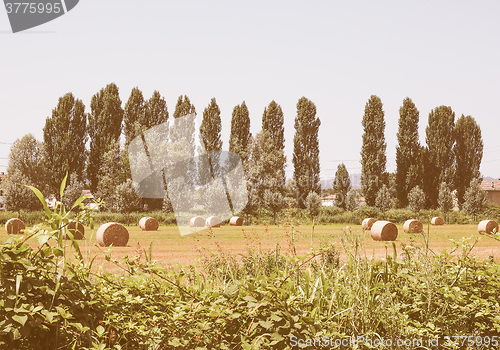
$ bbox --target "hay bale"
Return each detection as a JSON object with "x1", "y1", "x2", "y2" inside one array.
[
  {"x1": 96, "y1": 222, "x2": 129, "y2": 247},
  {"x1": 5, "y1": 218, "x2": 25, "y2": 234},
  {"x1": 431, "y1": 217, "x2": 444, "y2": 225},
  {"x1": 403, "y1": 219, "x2": 424, "y2": 233},
  {"x1": 189, "y1": 216, "x2": 205, "y2": 227},
  {"x1": 206, "y1": 216, "x2": 221, "y2": 228},
  {"x1": 63, "y1": 221, "x2": 85, "y2": 240},
  {"x1": 362, "y1": 218, "x2": 377, "y2": 230},
  {"x1": 478, "y1": 220, "x2": 499, "y2": 234},
  {"x1": 139, "y1": 217, "x2": 159, "y2": 231},
  {"x1": 229, "y1": 216, "x2": 243, "y2": 226},
  {"x1": 370, "y1": 221, "x2": 398, "y2": 241}
]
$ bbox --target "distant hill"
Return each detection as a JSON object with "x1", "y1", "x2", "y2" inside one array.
[
  {"x1": 484, "y1": 176, "x2": 499, "y2": 182},
  {"x1": 321, "y1": 174, "x2": 361, "y2": 190}
]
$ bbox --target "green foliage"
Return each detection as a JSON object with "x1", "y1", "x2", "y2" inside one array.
[
  {"x1": 229, "y1": 101, "x2": 252, "y2": 166},
  {"x1": 305, "y1": 192, "x2": 321, "y2": 219},
  {"x1": 292, "y1": 97, "x2": 321, "y2": 208},
  {"x1": 61, "y1": 173, "x2": 85, "y2": 210},
  {"x1": 2, "y1": 178, "x2": 500, "y2": 349},
  {"x1": 332, "y1": 163, "x2": 351, "y2": 210},
  {"x1": 123, "y1": 86, "x2": 146, "y2": 146},
  {"x1": 87, "y1": 83, "x2": 124, "y2": 192},
  {"x1": 43, "y1": 92, "x2": 88, "y2": 194},
  {"x1": 260, "y1": 101, "x2": 286, "y2": 194},
  {"x1": 200, "y1": 97, "x2": 222, "y2": 154},
  {"x1": 424, "y1": 105, "x2": 455, "y2": 208},
  {"x1": 379, "y1": 208, "x2": 415, "y2": 223},
  {"x1": 123, "y1": 88, "x2": 169, "y2": 149},
  {"x1": 2, "y1": 172, "x2": 43, "y2": 212},
  {"x1": 263, "y1": 189, "x2": 284, "y2": 224},
  {"x1": 361, "y1": 95, "x2": 387, "y2": 206},
  {"x1": 345, "y1": 189, "x2": 359, "y2": 211},
  {"x1": 408, "y1": 185, "x2": 426, "y2": 213},
  {"x1": 0, "y1": 236, "x2": 102, "y2": 349},
  {"x1": 454, "y1": 115, "x2": 483, "y2": 206},
  {"x1": 144, "y1": 90, "x2": 169, "y2": 129},
  {"x1": 463, "y1": 178, "x2": 487, "y2": 219},
  {"x1": 3, "y1": 134, "x2": 46, "y2": 211},
  {"x1": 169, "y1": 95, "x2": 197, "y2": 194},
  {"x1": 375, "y1": 184, "x2": 392, "y2": 212},
  {"x1": 94, "y1": 140, "x2": 130, "y2": 211},
  {"x1": 113, "y1": 179, "x2": 143, "y2": 214},
  {"x1": 395, "y1": 97, "x2": 422, "y2": 207},
  {"x1": 247, "y1": 130, "x2": 286, "y2": 215},
  {"x1": 438, "y1": 182, "x2": 454, "y2": 214},
  {"x1": 4, "y1": 224, "x2": 500, "y2": 349}
]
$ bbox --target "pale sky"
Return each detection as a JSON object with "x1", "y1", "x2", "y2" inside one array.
[{"x1": 1, "y1": 1, "x2": 499, "y2": 182}]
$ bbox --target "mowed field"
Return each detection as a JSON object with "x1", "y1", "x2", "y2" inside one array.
[{"x1": 2, "y1": 222, "x2": 500, "y2": 272}]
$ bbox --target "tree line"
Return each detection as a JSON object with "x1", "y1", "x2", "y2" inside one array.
[
  {"x1": 2, "y1": 83, "x2": 322, "y2": 215},
  {"x1": 333, "y1": 95, "x2": 485, "y2": 215}
]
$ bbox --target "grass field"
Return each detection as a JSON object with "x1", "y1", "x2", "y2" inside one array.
[{"x1": 2, "y1": 222, "x2": 500, "y2": 271}]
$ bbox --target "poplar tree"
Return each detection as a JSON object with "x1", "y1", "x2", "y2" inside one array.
[
  {"x1": 124, "y1": 89, "x2": 169, "y2": 146},
  {"x1": 247, "y1": 130, "x2": 285, "y2": 219},
  {"x1": 261, "y1": 101, "x2": 286, "y2": 195},
  {"x1": 333, "y1": 163, "x2": 351, "y2": 210},
  {"x1": 144, "y1": 90, "x2": 169, "y2": 129},
  {"x1": 229, "y1": 101, "x2": 252, "y2": 166},
  {"x1": 360, "y1": 95, "x2": 387, "y2": 206},
  {"x1": 87, "y1": 83, "x2": 124, "y2": 192},
  {"x1": 123, "y1": 87, "x2": 146, "y2": 147},
  {"x1": 293, "y1": 97, "x2": 321, "y2": 208},
  {"x1": 164, "y1": 95, "x2": 197, "y2": 212},
  {"x1": 453, "y1": 115, "x2": 483, "y2": 207},
  {"x1": 199, "y1": 98, "x2": 223, "y2": 187},
  {"x1": 424, "y1": 106, "x2": 455, "y2": 208},
  {"x1": 395, "y1": 97, "x2": 422, "y2": 208},
  {"x1": 43, "y1": 92, "x2": 87, "y2": 194},
  {"x1": 199, "y1": 98, "x2": 222, "y2": 154}
]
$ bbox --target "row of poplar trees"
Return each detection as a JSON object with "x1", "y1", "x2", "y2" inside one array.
[
  {"x1": 4, "y1": 83, "x2": 322, "y2": 213},
  {"x1": 358, "y1": 95, "x2": 483, "y2": 210}
]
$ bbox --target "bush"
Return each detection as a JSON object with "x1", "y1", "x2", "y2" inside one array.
[{"x1": 379, "y1": 208, "x2": 415, "y2": 223}]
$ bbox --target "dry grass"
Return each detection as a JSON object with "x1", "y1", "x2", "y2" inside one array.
[{"x1": 1, "y1": 223, "x2": 499, "y2": 272}]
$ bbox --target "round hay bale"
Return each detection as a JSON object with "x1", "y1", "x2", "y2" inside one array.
[
  {"x1": 478, "y1": 220, "x2": 499, "y2": 234},
  {"x1": 229, "y1": 216, "x2": 243, "y2": 226},
  {"x1": 362, "y1": 218, "x2": 377, "y2": 230},
  {"x1": 370, "y1": 221, "x2": 398, "y2": 241},
  {"x1": 5, "y1": 218, "x2": 25, "y2": 235},
  {"x1": 139, "y1": 217, "x2": 159, "y2": 231},
  {"x1": 431, "y1": 217, "x2": 444, "y2": 225},
  {"x1": 403, "y1": 219, "x2": 424, "y2": 233},
  {"x1": 206, "y1": 216, "x2": 221, "y2": 228},
  {"x1": 96, "y1": 222, "x2": 129, "y2": 247},
  {"x1": 189, "y1": 216, "x2": 205, "y2": 227},
  {"x1": 63, "y1": 221, "x2": 85, "y2": 240}
]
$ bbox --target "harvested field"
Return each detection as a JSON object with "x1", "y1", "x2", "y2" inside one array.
[{"x1": 1, "y1": 223, "x2": 499, "y2": 272}]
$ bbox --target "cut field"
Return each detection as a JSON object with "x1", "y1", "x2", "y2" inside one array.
[{"x1": 2, "y1": 222, "x2": 500, "y2": 271}]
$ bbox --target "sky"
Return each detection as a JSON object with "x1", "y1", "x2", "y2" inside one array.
[{"x1": 0, "y1": 0, "x2": 499, "y2": 183}]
